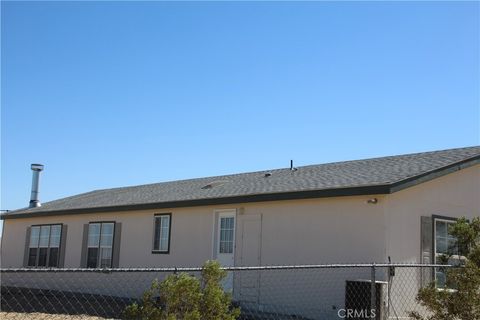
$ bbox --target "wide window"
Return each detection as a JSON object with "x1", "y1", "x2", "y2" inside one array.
[
  {"x1": 87, "y1": 222, "x2": 115, "y2": 268},
  {"x1": 153, "y1": 214, "x2": 171, "y2": 253},
  {"x1": 434, "y1": 218, "x2": 462, "y2": 287},
  {"x1": 28, "y1": 224, "x2": 62, "y2": 267}
]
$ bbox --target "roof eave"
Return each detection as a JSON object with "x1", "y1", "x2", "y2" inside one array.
[
  {"x1": 1, "y1": 184, "x2": 391, "y2": 220},
  {"x1": 389, "y1": 155, "x2": 480, "y2": 193},
  {"x1": 2, "y1": 154, "x2": 479, "y2": 220}
]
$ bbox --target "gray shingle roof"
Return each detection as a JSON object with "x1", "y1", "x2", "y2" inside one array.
[{"x1": 4, "y1": 146, "x2": 480, "y2": 218}]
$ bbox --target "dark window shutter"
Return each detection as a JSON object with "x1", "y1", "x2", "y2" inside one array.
[
  {"x1": 80, "y1": 224, "x2": 89, "y2": 268},
  {"x1": 23, "y1": 227, "x2": 31, "y2": 267},
  {"x1": 58, "y1": 224, "x2": 68, "y2": 267},
  {"x1": 421, "y1": 216, "x2": 433, "y2": 263},
  {"x1": 112, "y1": 222, "x2": 122, "y2": 267},
  {"x1": 421, "y1": 216, "x2": 434, "y2": 286}
]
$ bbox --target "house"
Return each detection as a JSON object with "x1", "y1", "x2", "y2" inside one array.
[{"x1": 1, "y1": 146, "x2": 479, "y2": 319}]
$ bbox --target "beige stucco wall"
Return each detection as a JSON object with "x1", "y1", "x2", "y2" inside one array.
[
  {"x1": 1, "y1": 195, "x2": 386, "y2": 268},
  {"x1": 384, "y1": 164, "x2": 480, "y2": 263},
  {"x1": 1, "y1": 208, "x2": 213, "y2": 268},
  {"x1": 242, "y1": 196, "x2": 386, "y2": 265}
]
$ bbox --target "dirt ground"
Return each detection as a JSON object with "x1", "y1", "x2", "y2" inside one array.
[{"x1": 0, "y1": 312, "x2": 111, "y2": 320}]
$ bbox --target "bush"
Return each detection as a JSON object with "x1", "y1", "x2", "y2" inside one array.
[
  {"x1": 410, "y1": 217, "x2": 480, "y2": 320},
  {"x1": 123, "y1": 260, "x2": 240, "y2": 320}
]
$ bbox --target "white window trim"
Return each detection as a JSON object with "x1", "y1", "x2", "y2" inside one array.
[{"x1": 216, "y1": 210, "x2": 236, "y2": 256}]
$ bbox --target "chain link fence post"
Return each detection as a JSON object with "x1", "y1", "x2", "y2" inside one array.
[{"x1": 371, "y1": 262, "x2": 376, "y2": 318}]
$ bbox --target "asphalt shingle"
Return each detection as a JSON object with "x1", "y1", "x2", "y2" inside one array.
[{"x1": 4, "y1": 146, "x2": 480, "y2": 217}]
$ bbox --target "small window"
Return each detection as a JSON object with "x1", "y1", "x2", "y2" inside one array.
[
  {"x1": 153, "y1": 214, "x2": 171, "y2": 253},
  {"x1": 27, "y1": 224, "x2": 62, "y2": 267},
  {"x1": 87, "y1": 222, "x2": 115, "y2": 268},
  {"x1": 434, "y1": 218, "x2": 463, "y2": 288},
  {"x1": 219, "y1": 217, "x2": 234, "y2": 254}
]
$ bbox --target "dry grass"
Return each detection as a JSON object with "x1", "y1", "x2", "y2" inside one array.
[{"x1": 0, "y1": 312, "x2": 110, "y2": 319}]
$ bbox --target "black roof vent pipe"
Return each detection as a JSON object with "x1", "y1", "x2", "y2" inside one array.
[{"x1": 290, "y1": 160, "x2": 298, "y2": 171}]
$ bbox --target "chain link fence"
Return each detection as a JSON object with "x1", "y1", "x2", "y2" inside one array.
[{"x1": 1, "y1": 264, "x2": 451, "y2": 320}]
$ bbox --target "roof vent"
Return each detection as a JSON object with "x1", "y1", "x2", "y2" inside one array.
[
  {"x1": 201, "y1": 180, "x2": 229, "y2": 189},
  {"x1": 290, "y1": 160, "x2": 298, "y2": 171},
  {"x1": 264, "y1": 172, "x2": 272, "y2": 177}
]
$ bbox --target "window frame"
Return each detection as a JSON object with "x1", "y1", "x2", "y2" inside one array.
[
  {"x1": 27, "y1": 223, "x2": 63, "y2": 268},
  {"x1": 432, "y1": 215, "x2": 464, "y2": 288},
  {"x1": 152, "y1": 213, "x2": 172, "y2": 254},
  {"x1": 218, "y1": 215, "x2": 235, "y2": 255},
  {"x1": 86, "y1": 221, "x2": 116, "y2": 268}
]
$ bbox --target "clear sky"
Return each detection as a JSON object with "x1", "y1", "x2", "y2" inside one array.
[{"x1": 1, "y1": 1, "x2": 479, "y2": 219}]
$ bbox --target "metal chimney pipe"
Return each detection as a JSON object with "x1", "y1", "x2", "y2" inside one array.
[{"x1": 29, "y1": 164, "x2": 44, "y2": 208}]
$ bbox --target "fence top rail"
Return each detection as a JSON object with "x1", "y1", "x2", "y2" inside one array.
[{"x1": 0, "y1": 263, "x2": 454, "y2": 273}]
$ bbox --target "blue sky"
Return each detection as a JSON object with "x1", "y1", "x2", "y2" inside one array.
[{"x1": 1, "y1": 1, "x2": 479, "y2": 218}]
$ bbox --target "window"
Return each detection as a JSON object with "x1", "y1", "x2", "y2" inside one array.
[
  {"x1": 153, "y1": 214, "x2": 171, "y2": 253},
  {"x1": 219, "y1": 217, "x2": 234, "y2": 254},
  {"x1": 87, "y1": 222, "x2": 115, "y2": 268},
  {"x1": 434, "y1": 218, "x2": 463, "y2": 287},
  {"x1": 28, "y1": 224, "x2": 62, "y2": 267}
]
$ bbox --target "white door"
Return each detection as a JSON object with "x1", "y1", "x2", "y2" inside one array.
[{"x1": 216, "y1": 210, "x2": 236, "y2": 291}]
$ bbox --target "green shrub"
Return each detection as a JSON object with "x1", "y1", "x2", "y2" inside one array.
[{"x1": 123, "y1": 260, "x2": 240, "y2": 320}]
